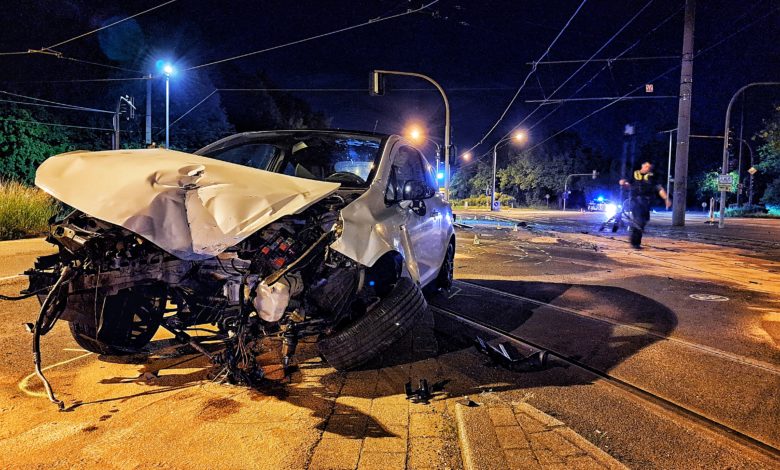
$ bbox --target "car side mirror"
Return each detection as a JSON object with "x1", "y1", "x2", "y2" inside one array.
[{"x1": 402, "y1": 180, "x2": 435, "y2": 201}]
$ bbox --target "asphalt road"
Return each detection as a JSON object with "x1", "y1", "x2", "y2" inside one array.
[{"x1": 0, "y1": 215, "x2": 778, "y2": 469}]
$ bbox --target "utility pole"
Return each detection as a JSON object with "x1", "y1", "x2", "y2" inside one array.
[
  {"x1": 112, "y1": 95, "x2": 135, "y2": 150},
  {"x1": 672, "y1": 0, "x2": 696, "y2": 227},
  {"x1": 666, "y1": 130, "x2": 674, "y2": 209},
  {"x1": 736, "y1": 96, "x2": 744, "y2": 206},
  {"x1": 145, "y1": 74, "x2": 152, "y2": 146}
]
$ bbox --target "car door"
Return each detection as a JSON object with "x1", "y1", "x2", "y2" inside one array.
[{"x1": 386, "y1": 146, "x2": 441, "y2": 285}]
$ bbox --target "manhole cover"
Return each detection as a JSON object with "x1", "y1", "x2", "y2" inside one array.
[{"x1": 689, "y1": 294, "x2": 729, "y2": 302}]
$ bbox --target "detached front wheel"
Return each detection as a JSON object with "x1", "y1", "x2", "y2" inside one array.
[
  {"x1": 68, "y1": 286, "x2": 166, "y2": 356},
  {"x1": 318, "y1": 277, "x2": 426, "y2": 370}
]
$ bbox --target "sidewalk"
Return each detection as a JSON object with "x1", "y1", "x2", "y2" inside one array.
[{"x1": 306, "y1": 310, "x2": 626, "y2": 469}]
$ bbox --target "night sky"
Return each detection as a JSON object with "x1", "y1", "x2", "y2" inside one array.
[{"x1": 2, "y1": 0, "x2": 779, "y2": 166}]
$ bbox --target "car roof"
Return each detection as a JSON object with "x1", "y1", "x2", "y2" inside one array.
[{"x1": 219, "y1": 129, "x2": 390, "y2": 140}]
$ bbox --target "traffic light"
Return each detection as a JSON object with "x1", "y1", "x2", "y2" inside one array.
[{"x1": 369, "y1": 71, "x2": 386, "y2": 96}]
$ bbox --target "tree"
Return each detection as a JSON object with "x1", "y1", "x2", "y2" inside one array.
[
  {"x1": 0, "y1": 108, "x2": 70, "y2": 184},
  {"x1": 694, "y1": 170, "x2": 738, "y2": 201},
  {"x1": 497, "y1": 132, "x2": 604, "y2": 206},
  {"x1": 754, "y1": 105, "x2": 780, "y2": 205}
]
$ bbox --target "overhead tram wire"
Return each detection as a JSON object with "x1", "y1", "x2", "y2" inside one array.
[
  {"x1": 462, "y1": 0, "x2": 588, "y2": 156},
  {"x1": 1, "y1": 1, "x2": 174, "y2": 72},
  {"x1": 460, "y1": 1, "x2": 669, "y2": 170},
  {"x1": 44, "y1": 0, "x2": 179, "y2": 50},
  {"x1": 519, "y1": 3, "x2": 780, "y2": 155},
  {"x1": 0, "y1": 90, "x2": 113, "y2": 114},
  {"x1": 515, "y1": 4, "x2": 683, "y2": 137},
  {"x1": 493, "y1": 0, "x2": 655, "y2": 143},
  {"x1": 185, "y1": 1, "x2": 440, "y2": 71},
  {"x1": 0, "y1": 77, "x2": 149, "y2": 84},
  {"x1": 0, "y1": 98, "x2": 118, "y2": 113},
  {"x1": 413, "y1": 2, "x2": 770, "y2": 172},
  {"x1": 160, "y1": 86, "x2": 520, "y2": 135}
]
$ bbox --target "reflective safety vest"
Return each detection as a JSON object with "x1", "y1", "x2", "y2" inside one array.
[{"x1": 633, "y1": 170, "x2": 653, "y2": 181}]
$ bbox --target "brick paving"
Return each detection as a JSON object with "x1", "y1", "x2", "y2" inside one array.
[{"x1": 305, "y1": 309, "x2": 627, "y2": 470}]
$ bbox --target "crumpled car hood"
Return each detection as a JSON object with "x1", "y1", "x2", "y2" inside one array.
[{"x1": 35, "y1": 149, "x2": 340, "y2": 260}]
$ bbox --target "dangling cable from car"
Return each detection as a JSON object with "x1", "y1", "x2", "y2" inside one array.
[{"x1": 29, "y1": 265, "x2": 78, "y2": 410}]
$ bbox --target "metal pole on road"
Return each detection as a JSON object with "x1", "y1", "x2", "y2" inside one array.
[
  {"x1": 491, "y1": 144, "x2": 498, "y2": 211},
  {"x1": 672, "y1": 0, "x2": 696, "y2": 227},
  {"x1": 165, "y1": 75, "x2": 170, "y2": 149},
  {"x1": 666, "y1": 130, "x2": 674, "y2": 210},
  {"x1": 371, "y1": 70, "x2": 451, "y2": 200},
  {"x1": 490, "y1": 133, "x2": 526, "y2": 211},
  {"x1": 719, "y1": 82, "x2": 780, "y2": 228},
  {"x1": 145, "y1": 74, "x2": 152, "y2": 146}
]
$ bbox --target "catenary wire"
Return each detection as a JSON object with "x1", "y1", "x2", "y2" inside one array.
[
  {"x1": 463, "y1": 0, "x2": 588, "y2": 155},
  {"x1": 496, "y1": 0, "x2": 655, "y2": 143},
  {"x1": 517, "y1": 4, "x2": 683, "y2": 136},
  {"x1": 460, "y1": 2, "x2": 776, "y2": 170},
  {"x1": 522, "y1": 4, "x2": 780, "y2": 155},
  {"x1": 46, "y1": 0, "x2": 179, "y2": 50},
  {"x1": 186, "y1": 1, "x2": 440, "y2": 71},
  {"x1": 0, "y1": 90, "x2": 113, "y2": 113}
]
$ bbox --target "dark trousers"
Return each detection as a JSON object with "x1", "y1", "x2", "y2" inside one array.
[{"x1": 629, "y1": 197, "x2": 651, "y2": 247}]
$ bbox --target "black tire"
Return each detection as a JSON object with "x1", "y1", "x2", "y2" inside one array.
[
  {"x1": 68, "y1": 287, "x2": 165, "y2": 356},
  {"x1": 318, "y1": 277, "x2": 426, "y2": 370},
  {"x1": 423, "y1": 240, "x2": 454, "y2": 296}
]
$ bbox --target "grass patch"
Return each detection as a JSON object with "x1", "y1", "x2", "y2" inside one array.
[{"x1": 0, "y1": 181, "x2": 57, "y2": 240}]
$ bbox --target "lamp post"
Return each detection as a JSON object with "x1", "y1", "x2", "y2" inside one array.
[
  {"x1": 163, "y1": 63, "x2": 174, "y2": 149},
  {"x1": 491, "y1": 132, "x2": 526, "y2": 211},
  {"x1": 371, "y1": 70, "x2": 451, "y2": 199},
  {"x1": 718, "y1": 82, "x2": 780, "y2": 228}
]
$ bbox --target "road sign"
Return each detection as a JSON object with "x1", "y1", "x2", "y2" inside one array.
[
  {"x1": 717, "y1": 174, "x2": 734, "y2": 192},
  {"x1": 645, "y1": 84, "x2": 654, "y2": 93},
  {"x1": 748, "y1": 166, "x2": 757, "y2": 175}
]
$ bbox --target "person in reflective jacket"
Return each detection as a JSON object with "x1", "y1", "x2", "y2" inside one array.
[{"x1": 619, "y1": 161, "x2": 671, "y2": 249}]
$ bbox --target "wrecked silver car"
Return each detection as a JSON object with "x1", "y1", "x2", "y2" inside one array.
[{"x1": 24, "y1": 130, "x2": 454, "y2": 408}]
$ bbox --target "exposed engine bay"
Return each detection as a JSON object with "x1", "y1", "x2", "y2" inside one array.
[{"x1": 24, "y1": 190, "x2": 401, "y2": 408}]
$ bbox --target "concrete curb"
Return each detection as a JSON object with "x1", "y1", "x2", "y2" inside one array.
[{"x1": 455, "y1": 400, "x2": 628, "y2": 470}]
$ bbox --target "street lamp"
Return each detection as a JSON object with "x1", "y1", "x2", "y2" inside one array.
[
  {"x1": 162, "y1": 63, "x2": 175, "y2": 149},
  {"x1": 405, "y1": 125, "x2": 443, "y2": 181},
  {"x1": 490, "y1": 131, "x2": 527, "y2": 211},
  {"x1": 461, "y1": 152, "x2": 472, "y2": 162}
]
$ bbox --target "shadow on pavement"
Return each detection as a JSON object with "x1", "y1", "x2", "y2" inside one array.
[{"x1": 426, "y1": 278, "x2": 677, "y2": 385}]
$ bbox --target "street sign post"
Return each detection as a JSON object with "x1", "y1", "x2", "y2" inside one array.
[{"x1": 717, "y1": 174, "x2": 734, "y2": 192}]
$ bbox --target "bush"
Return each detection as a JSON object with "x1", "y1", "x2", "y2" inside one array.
[
  {"x1": 0, "y1": 181, "x2": 57, "y2": 240},
  {"x1": 725, "y1": 204, "x2": 779, "y2": 218},
  {"x1": 450, "y1": 193, "x2": 516, "y2": 209}
]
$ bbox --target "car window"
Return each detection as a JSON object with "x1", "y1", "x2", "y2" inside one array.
[
  {"x1": 202, "y1": 143, "x2": 279, "y2": 170},
  {"x1": 386, "y1": 146, "x2": 430, "y2": 202},
  {"x1": 197, "y1": 133, "x2": 383, "y2": 188}
]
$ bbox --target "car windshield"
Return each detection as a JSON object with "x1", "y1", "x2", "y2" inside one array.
[{"x1": 195, "y1": 132, "x2": 384, "y2": 188}]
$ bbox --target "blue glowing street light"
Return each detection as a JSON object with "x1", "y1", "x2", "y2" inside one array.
[{"x1": 162, "y1": 63, "x2": 175, "y2": 149}]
